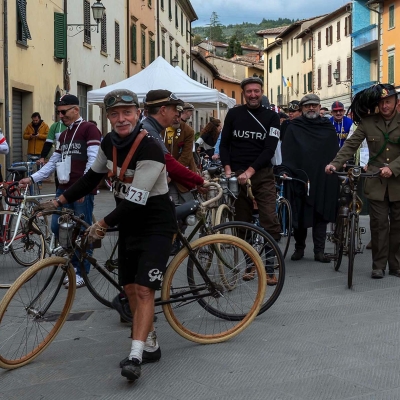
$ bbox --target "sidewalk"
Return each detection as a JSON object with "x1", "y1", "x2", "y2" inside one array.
[{"x1": 2, "y1": 187, "x2": 400, "y2": 400}]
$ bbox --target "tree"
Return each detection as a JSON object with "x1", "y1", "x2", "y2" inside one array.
[
  {"x1": 193, "y1": 34, "x2": 203, "y2": 46},
  {"x1": 226, "y1": 35, "x2": 242, "y2": 58},
  {"x1": 209, "y1": 12, "x2": 225, "y2": 43}
]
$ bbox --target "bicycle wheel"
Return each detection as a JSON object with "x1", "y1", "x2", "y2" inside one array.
[
  {"x1": 213, "y1": 221, "x2": 284, "y2": 316},
  {"x1": 333, "y1": 218, "x2": 344, "y2": 271},
  {"x1": 0, "y1": 211, "x2": 45, "y2": 269},
  {"x1": 276, "y1": 198, "x2": 292, "y2": 259},
  {"x1": 0, "y1": 257, "x2": 76, "y2": 369},
  {"x1": 215, "y1": 204, "x2": 234, "y2": 226},
  {"x1": 162, "y1": 234, "x2": 266, "y2": 344},
  {"x1": 80, "y1": 227, "x2": 120, "y2": 308},
  {"x1": 25, "y1": 199, "x2": 50, "y2": 239},
  {"x1": 348, "y1": 215, "x2": 357, "y2": 288}
]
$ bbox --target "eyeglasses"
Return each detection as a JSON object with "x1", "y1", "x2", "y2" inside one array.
[
  {"x1": 288, "y1": 103, "x2": 300, "y2": 111},
  {"x1": 105, "y1": 94, "x2": 138, "y2": 108},
  {"x1": 333, "y1": 109, "x2": 344, "y2": 113},
  {"x1": 302, "y1": 104, "x2": 319, "y2": 109},
  {"x1": 56, "y1": 106, "x2": 75, "y2": 115}
]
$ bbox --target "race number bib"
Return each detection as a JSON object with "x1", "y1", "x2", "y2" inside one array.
[{"x1": 125, "y1": 186, "x2": 149, "y2": 205}]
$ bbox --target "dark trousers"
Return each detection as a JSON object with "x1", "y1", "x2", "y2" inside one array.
[
  {"x1": 293, "y1": 211, "x2": 328, "y2": 254},
  {"x1": 369, "y1": 198, "x2": 400, "y2": 271},
  {"x1": 234, "y1": 167, "x2": 281, "y2": 240}
]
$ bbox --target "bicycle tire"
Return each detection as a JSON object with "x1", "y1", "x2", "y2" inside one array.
[
  {"x1": 162, "y1": 234, "x2": 266, "y2": 344},
  {"x1": 276, "y1": 198, "x2": 292, "y2": 259},
  {"x1": 24, "y1": 199, "x2": 50, "y2": 239},
  {"x1": 0, "y1": 256, "x2": 76, "y2": 369},
  {"x1": 215, "y1": 204, "x2": 234, "y2": 226},
  {"x1": 333, "y1": 218, "x2": 344, "y2": 271},
  {"x1": 0, "y1": 211, "x2": 45, "y2": 269},
  {"x1": 212, "y1": 221, "x2": 285, "y2": 316},
  {"x1": 80, "y1": 227, "x2": 120, "y2": 308},
  {"x1": 348, "y1": 214, "x2": 357, "y2": 288}
]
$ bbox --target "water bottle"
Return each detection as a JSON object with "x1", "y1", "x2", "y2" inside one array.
[
  {"x1": 58, "y1": 218, "x2": 75, "y2": 248},
  {"x1": 219, "y1": 176, "x2": 228, "y2": 193},
  {"x1": 228, "y1": 176, "x2": 239, "y2": 196}
]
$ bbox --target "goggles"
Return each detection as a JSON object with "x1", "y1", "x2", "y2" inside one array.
[
  {"x1": 56, "y1": 106, "x2": 75, "y2": 115},
  {"x1": 288, "y1": 103, "x2": 300, "y2": 111},
  {"x1": 145, "y1": 93, "x2": 179, "y2": 106},
  {"x1": 105, "y1": 94, "x2": 139, "y2": 108}
]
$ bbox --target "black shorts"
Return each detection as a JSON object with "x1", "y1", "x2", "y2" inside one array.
[{"x1": 118, "y1": 234, "x2": 174, "y2": 290}]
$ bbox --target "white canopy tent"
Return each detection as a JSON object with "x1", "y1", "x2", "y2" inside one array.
[{"x1": 87, "y1": 56, "x2": 236, "y2": 113}]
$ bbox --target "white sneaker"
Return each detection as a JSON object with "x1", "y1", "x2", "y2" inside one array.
[
  {"x1": 63, "y1": 268, "x2": 77, "y2": 285},
  {"x1": 65, "y1": 274, "x2": 85, "y2": 289}
]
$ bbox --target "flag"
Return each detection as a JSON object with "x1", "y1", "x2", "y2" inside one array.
[
  {"x1": 287, "y1": 78, "x2": 292, "y2": 88},
  {"x1": 282, "y1": 76, "x2": 287, "y2": 87}
]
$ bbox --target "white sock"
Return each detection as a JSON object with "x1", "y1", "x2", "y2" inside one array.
[
  {"x1": 144, "y1": 330, "x2": 159, "y2": 352},
  {"x1": 129, "y1": 340, "x2": 145, "y2": 363}
]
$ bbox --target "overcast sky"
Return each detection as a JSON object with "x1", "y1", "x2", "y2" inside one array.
[{"x1": 191, "y1": 0, "x2": 349, "y2": 27}]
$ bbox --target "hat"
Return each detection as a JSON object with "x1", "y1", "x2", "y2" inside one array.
[
  {"x1": 55, "y1": 94, "x2": 79, "y2": 106},
  {"x1": 104, "y1": 89, "x2": 139, "y2": 110},
  {"x1": 182, "y1": 102, "x2": 195, "y2": 111},
  {"x1": 240, "y1": 77, "x2": 263, "y2": 89},
  {"x1": 144, "y1": 90, "x2": 184, "y2": 108},
  {"x1": 331, "y1": 101, "x2": 344, "y2": 110},
  {"x1": 380, "y1": 83, "x2": 398, "y2": 98},
  {"x1": 299, "y1": 94, "x2": 320, "y2": 106},
  {"x1": 288, "y1": 100, "x2": 300, "y2": 111}
]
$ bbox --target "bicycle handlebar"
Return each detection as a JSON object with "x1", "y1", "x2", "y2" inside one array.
[
  {"x1": 275, "y1": 174, "x2": 310, "y2": 196},
  {"x1": 330, "y1": 167, "x2": 381, "y2": 179},
  {"x1": 200, "y1": 182, "x2": 223, "y2": 208},
  {"x1": 3, "y1": 181, "x2": 25, "y2": 205},
  {"x1": 12, "y1": 161, "x2": 36, "y2": 167}
]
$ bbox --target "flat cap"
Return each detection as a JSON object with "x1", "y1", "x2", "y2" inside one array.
[
  {"x1": 104, "y1": 89, "x2": 139, "y2": 110},
  {"x1": 299, "y1": 94, "x2": 320, "y2": 106},
  {"x1": 182, "y1": 102, "x2": 195, "y2": 110},
  {"x1": 55, "y1": 94, "x2": 79, "y2": 106},
  {"x1": 144, "y1": 90, "x2": 184, "y2": 108},
  {"x1": 240, "y1": 77, "x2": 263, "y2": 89}
]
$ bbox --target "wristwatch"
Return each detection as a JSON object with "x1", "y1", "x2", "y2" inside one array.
[{"x1": 55, "y1": 198, "x2": 63, "y2": 207}]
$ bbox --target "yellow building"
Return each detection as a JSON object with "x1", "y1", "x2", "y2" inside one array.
[
  {"x1": 381, "y1": 0, "x2": 400, "y2": 88},
  {"x1": 1, "y1": 0, "x2": 65, "y2": 163}
]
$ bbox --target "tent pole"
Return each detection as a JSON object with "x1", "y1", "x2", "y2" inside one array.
[{"x1": 217, "y1": 102, "x2": 220, "y2": 119}]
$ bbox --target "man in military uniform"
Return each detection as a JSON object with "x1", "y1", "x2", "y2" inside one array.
[{"x1": 326, "y1": 84, "x2": 400, "y2": 279}]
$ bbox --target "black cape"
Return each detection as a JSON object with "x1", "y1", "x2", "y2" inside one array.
[{"x1": 281, "y1": 115, "x2": 339, "y2": 228}]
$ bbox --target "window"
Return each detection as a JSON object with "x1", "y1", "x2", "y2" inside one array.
[
  {"x1": 161, "y1": 0, "x2": 164, "y2": 9},
  {"x1": 269, "y1": 57, "x2": 272, "y2": 73},
  {"x1": 303, "y1": 74, "x2": 307, "y2": 94},
  {"x1": 326, "y1": 25, "x2": 333, "y2": 46},
  {"x1": 162, "y1": 35, "x2": 165, "y2": 58},
  {"x1": 270, "y1": 88, "x2": 273, "y2": 104},
  {"x1": 344, "y1": 16, "x2": 352, "y2": 36},
  {"x1": 175, "y1": 4, "x2": 178, "y2": 28},
  {"x1": 296, "y1": 39, "x2": 299, "y2": 53},
  {"x1": 389, "y1": 5, "x2": 395, "y2": 29},
  {"x1": 101, "y1": 13, "x2": 107, "y2": 54},
  {"x1": 317, "y1": 68, "x2": 321, "y2": 89},
  {"x1": 286, "y1": 42, "x2": 289, "y2": 59},
  {"x1": 141, "y1": 31, "x2": 146, "y2": 67},
  {"x1": 181, "y1": 52, "x2": 184, "y2": 69},
  {"x1": 17, "y1": 0, "x2": 32, "y2": 45},
  {"x1": 131, "y1": 24, "x2": 137, "y2": 62},
  {"x1": 388, "y1": 53, "x2": 395, "y2": 83},
  {"x1": 115, "y1": 22, "x2": 120, "y2": 61},
  {"x1": 169, "y1": 41, "x2": 173, "y2": 64},
  {"x1": 347, "y1": 57, "x2": 351, "y2": 81},
  {"x1": 296, "y1": 73, "x2": 299, "y2": 94},
  {"x1": 232, "y1": 91, "x2": 235, "y2": 99},
  {"x1": 54, "y1": 12, "x2": 66, "y2": 59},
  {"x1": 303, "y1": 43, "x2": 306, "y2": 62},
  {"x1": 336, "y1": 60, "x2": 341, "y2": 84},
  {"x1": 186, "y1": 20, "x2": 188, "y2": 41},
  {"x1": 307, "y1": 72, "x2": 312, "y2": 92},
  {"x1": 181, "y1": 11, "x2": 184, "y2": 35},
  {"x1": 328, "y1": 64, "x2": 332, "y2": 86},
  {"x1": 77, "y1": 83, "x2": 92, "y2": 120},
  {"x1": 84, "y1": 0, "x2": 91, "y2": 45},
  {"x1": 308, "y1": 39, "x2": 312, "y2": 59},
  {"x1": 317, "y1": 31, "x2": 321, "y2": 50},
  {"x1": 276, "y1": 53, "x2": 281, "y2": 69},
  {"x1": 337, "y1": 21, "x2": 341, "y2": 41},
  {"x1": 291, "y1": 75, "x2": 294, "y2": 95},
  {"x1": 291, "y1": 38, "x2": 293, "y2": 56},
  {"x1": 168, "y1": 0, "x2": 172, "y2": 20},
  {"x1": 149, "y1": 36, "x2": 155, "y2": 63}
]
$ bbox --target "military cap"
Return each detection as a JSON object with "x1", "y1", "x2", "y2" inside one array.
[{"x1": 104, "y1": 89, "x2": 139, "y2": 111}]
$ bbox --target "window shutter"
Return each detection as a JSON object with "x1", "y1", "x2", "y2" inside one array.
[
  {"x1": 388, "y1": 55, "x2": 395, "y2": 84},
  {"x1": 307, "y1": 72, "x2": 312, "y2": 92},
  {"x1": 326, "y1": 28, "x2": 328, "y2": 45},
  {"x1": 150, "y1": 37, "x2": 155, "y2": 62},
  {"x1": 142, "y1": 31, "x2": 146, "y2": 67},
  {"x1": 303, "y1": 74, "x2": 306, "y2": 93},
  {"x1": 101, "y1": 13, "x2": 107, "y2": 53},
  {"x1": 84, "y1": 0, "x2": 91, "y2": 45},
  {"x1": 345, "y1": 17, "x2": 348, "y2": 36},
  {"x1": 318, "y1": 32, "x2": 321, "y2": 49},
  {"x1": 349, "y1": 16, "x2": 352, "y2": 35},
  {"x1": 269, "y1": 57, "x2": 272, "y2": 73},
  {"x1": 337, "y1": 21, "x2": 340, "y2": 41},
  {"x1": 347, "y1": 57, "x2": 351, "y2": 80},
  {"x1": 318, "y1": 68, "x2": 321, "y2": 89},
  {"x1": 330, "y1": 26, "x2": 333, "y2": 45},
  {"x1": 328, "y1": 64, "x2": 332, "y2": 86},
  {"x1": 54, "y1": 12, "x2": 66, "y2": 59},
  {"x1": 115, "y1": 22, "x2": 120, "y2": 60},
  {"x1": 131, "y1": 25, "x2": 137, "y2": 62},
  {"x1": 17, "y1": 0, "x2": 32, "y2": 41}
]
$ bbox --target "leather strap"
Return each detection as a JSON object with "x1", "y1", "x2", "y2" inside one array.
[{"x1": 109, "y1": 129, "x2": 148, "y2": 181}]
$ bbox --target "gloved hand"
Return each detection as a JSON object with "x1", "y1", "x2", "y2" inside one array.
[
  {"x1": 86, "y1": 222, "x2": 107, "y2": 244},
  {"x1": 33, "y1": 199, "x2": 57, "y2": 213}
]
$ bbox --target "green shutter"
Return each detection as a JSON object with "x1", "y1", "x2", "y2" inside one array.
[
  {"x1": 269, "y1": 58, "x2": 272, "y2": 73},
  {"x1": 389, "y1": 5, "x2": 395, "y2": 29},
  {"x1": 388, "y1": 55, "x2": 395, "y2": 84},
  {"x1": 276, "y1": 54, "x2": 280, "y2": 69},
  {"x1": 131, "y1": 24, "x2": 137, "y2": 62},
  {"x1": 17, "y1": 0, "x2": 32, "y2": 41},
  {"x1": 307, "y1": 71, "x2": 312, "y2": 92},
  {"x1": 150, "y1": 38, "x2": 155, "y2": 63},
  {"x1": 54, "y1": 12, "x2": 66, "y2": 59}
]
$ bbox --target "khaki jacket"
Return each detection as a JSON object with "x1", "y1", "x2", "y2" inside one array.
[
  {"x1": 330, "y1": 111, "x2": 400, "y2": 201},
  {"x1": 23, "y1": 121, "x2": 49, "y2": 155},
  {"x1": 163, "y1": 121, "x2": 197, "y2": 192}
]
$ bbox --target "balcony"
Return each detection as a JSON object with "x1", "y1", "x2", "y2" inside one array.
[{"x1": 352, "y1": 24, "x2": 378, "y2": 51}]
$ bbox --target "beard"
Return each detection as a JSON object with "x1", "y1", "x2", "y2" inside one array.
[{"x1": 303, "y1": 110, "x2": 318, "y2": 119}]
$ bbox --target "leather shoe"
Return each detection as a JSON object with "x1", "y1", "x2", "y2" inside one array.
[
  {"x1": 267, "y1": 274, "x2": 278, "y2": 286},
  {"x1": 243, "y1": 266, "x2": 256, "y2": 281},
  {"x1": 291, "y1": 250, "x2": 304, "y2": 261},
  {"x1": 366, "y1": 240, "x2": 372, "y2": 250},
  {"x1": 314, "y1": 252, "x2": 331, "y2": 263},
  {"x1": 388, "y1": 270, "x2": 400, "y2": 278},
  {"x1": 371, "y1": 269, "x2": 384, "y2": 279}
]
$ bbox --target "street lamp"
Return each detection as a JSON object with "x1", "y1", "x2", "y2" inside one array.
[
  {"x1": 67, "y1": 0, "x2": 106, "y2": 34},
  {"x1": 333, "y1": 68, "x2": 351, "y2": 86},
  {"x1": 171, "y1": 56, "x2": 179, "y2": 67}
]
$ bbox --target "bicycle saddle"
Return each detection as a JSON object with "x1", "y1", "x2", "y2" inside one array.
[
  {"x1": 7, "y1": 166, "x2": 27, "y2": 173},
  {"x1": 207, "y1": 166, "x2": 222, "y2": 176},
  {"x1": 175, "y1": 200, "x2": 200, "y2": 220}
]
